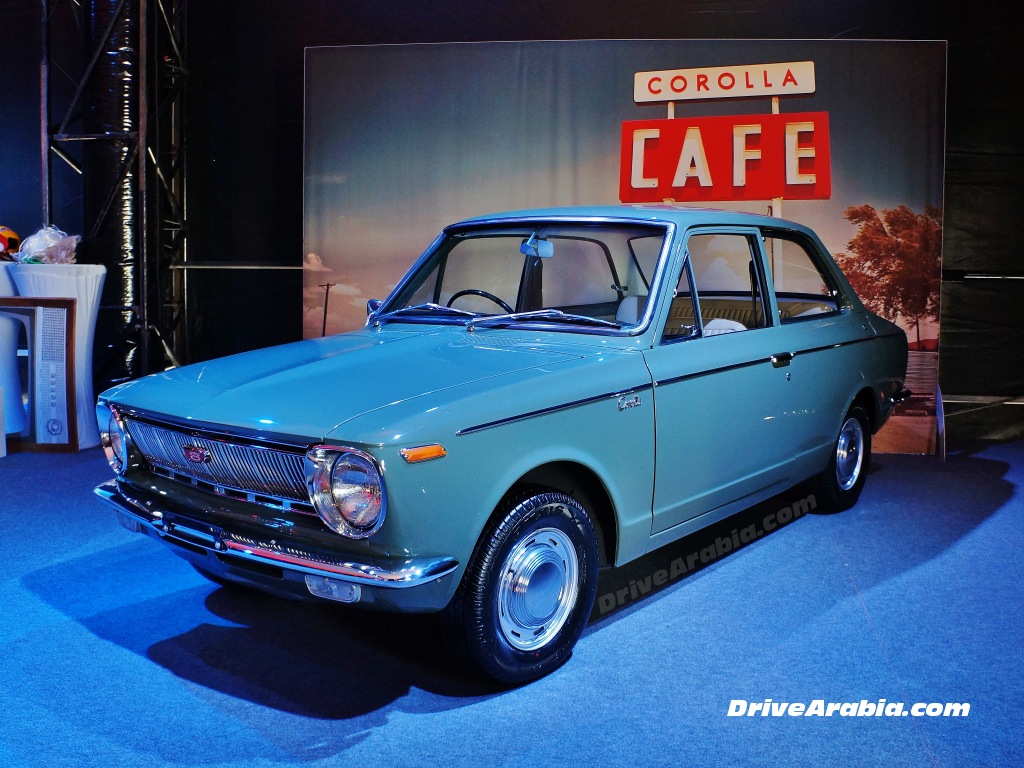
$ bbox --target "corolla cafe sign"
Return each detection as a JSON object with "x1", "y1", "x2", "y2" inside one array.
[{"x1": 619, "y1": 60, "x2": 831, "y2": 206}]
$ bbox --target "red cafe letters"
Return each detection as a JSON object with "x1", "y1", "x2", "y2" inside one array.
[{"x1": 618, "y1": 112, "x2": 831, "y2": 203}]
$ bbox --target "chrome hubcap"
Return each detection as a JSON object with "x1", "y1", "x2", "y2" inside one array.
[
  {"x1": 835, "y1": 416, "x2": 865, "y2": 492},
  {"x1": 497, "y1": 524, "x2": 579, "y2": 651}
]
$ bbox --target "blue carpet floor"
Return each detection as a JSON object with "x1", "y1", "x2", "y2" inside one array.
[{"x1": 1, "y1": 442, "x2": 1021, "y2": 767}]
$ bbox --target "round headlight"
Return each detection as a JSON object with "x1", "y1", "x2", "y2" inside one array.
[
  {"x1": 307, "y1": 447, "x2": 386, "y2": 538},
  {"x1": 330, "y1": 453, "x2": 383, "y2": 530},
  {"x1": 97, "y1": 403, "x2": 130, "y2": 474}
]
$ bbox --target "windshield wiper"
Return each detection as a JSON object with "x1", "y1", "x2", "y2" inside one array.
[
  {"x1": 378, "y1": 303, "x2": 479, "y2": 322},
  {"x1": 468, "y1": 309, "x2": 621, "y2": 331}
]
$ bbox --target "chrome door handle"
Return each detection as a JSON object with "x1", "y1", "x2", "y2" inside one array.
[{"x1": 771, "y1": 352, "x2": 794, "y2": 368}]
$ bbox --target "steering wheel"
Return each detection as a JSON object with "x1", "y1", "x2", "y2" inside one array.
[{"x1": 446, "y1": 289, "x2": 514, "y2": 314}]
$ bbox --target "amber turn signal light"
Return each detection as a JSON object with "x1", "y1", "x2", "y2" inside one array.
[{"x1": 399, "y1": 444, "x2": 447, "y2": 463}]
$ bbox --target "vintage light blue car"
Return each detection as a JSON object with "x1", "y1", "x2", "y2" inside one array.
[{"x1": 95, "y1": 206, "x2": 908, "y2": 683}]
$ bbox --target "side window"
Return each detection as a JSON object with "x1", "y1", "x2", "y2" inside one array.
[
  {"x1": 686, "y1": 232, "x2": 768, "y2": 336},
  {"x1": 765, "y1": 234, "x2": 840, "y2": 322}
]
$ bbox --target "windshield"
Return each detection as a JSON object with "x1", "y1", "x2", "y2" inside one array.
[{"x1": 377, "y1": 222, "x2": 669, "y2": 332}]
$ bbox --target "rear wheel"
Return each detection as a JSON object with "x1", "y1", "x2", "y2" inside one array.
[
  {"x1": 815, "y1": 405, "x2": 871, "y2": 511},
  {"x1": 444, "y1": 488, "x2": 599, "y2": 685}
]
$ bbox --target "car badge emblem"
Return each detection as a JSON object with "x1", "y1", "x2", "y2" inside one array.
[
  {"x1": 182, "y1": 444, "x2": 212, "y2": 464},
  {"x1": 617, "y1": 393, "x2": 642, "y2": 412}
]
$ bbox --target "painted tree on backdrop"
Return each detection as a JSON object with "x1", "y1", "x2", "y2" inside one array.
[{"x1": 834, "y1": 204, "x2": 942, "y2": 348}]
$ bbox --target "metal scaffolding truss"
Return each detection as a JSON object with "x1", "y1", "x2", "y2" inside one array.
[{"x1": 40, "y1": 0, "x2": 187, "y2": 378}]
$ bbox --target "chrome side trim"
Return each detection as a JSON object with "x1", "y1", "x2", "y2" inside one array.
[
  {"x1": 456, "y1": 383, "x2": 653, "y2": 436},
  {"x1": 95, "y1": 481, "x2": 458, "y2": 589},
  {"x1": 457, "y1": 335, "x2": 888, "y2": 436},
  {"x1": 655, "y1": 335, "x2": 882, "y2": 388},
  {"x1": 655, "y1": 357, "x2": 769, "y2": 388},
  {"x1": 787, "y1": 334, "x2": 889, "y2": 358}
]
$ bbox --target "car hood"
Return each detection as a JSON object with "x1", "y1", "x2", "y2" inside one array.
[{"x1": 103, "y1": 326, "x2": 595, "y2": 441}]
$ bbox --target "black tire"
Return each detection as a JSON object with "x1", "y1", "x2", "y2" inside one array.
[
  {"x1": 444, "y1": 487, "x2": 599, "y2": 685},
  {"x1": 815, "y1": 405, "x2": 871, "y2": 512}
]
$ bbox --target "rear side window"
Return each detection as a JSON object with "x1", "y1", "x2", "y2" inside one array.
[{"x1": 764, "y1": 233, "x2": 840, "y2": 322}]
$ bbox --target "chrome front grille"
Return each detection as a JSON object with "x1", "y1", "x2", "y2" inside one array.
[{"x1": 126, "y1": 418, "x2": 309, "y2": 504}]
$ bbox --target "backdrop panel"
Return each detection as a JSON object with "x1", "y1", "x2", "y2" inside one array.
[{"x1": 303, "y1": 39, "x2": 946, "y2": 452}]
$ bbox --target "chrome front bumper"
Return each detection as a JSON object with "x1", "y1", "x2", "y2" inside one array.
[{"x1": 95, "y1": 479, "x2": 459, "y2": 610}]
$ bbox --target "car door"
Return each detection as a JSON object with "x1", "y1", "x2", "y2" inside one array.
[
  {"x1": 759, "y1": 228, "x2": 873, "y2": 478},
  {"x1": 644, "y1": 227, "x2": 799, "y2": 536}
]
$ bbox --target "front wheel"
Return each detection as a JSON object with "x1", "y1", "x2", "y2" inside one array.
[
  {"x1": 815, "y1": 405, "x2": 871, "y2": 512},
  {"x1": 444, "y1": 488, "x2": 599, "y2": 685}
]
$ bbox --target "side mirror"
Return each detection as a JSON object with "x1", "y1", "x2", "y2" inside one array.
[
  {"x1": 520, "y1": 233, "x2": 554, "y2": 259},
  {"x1": 366, "y1": 299, "x2": 382, "y2": 316}
]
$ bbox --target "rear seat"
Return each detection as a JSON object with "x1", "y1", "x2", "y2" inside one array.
[{"x1": 665, "y1": 296, "x2": 761, "y2": 335}]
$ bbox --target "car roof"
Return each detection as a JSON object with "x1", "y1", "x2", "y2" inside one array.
[{"x1": 450, "y1": 204, "x2": 811, "y2": 234}]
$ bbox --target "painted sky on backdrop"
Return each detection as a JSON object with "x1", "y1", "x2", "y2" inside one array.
[{"x1": 303, "y1": 39, "x2": 946, "y2": 336}]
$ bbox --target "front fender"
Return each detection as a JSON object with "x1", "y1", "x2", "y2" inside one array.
[{"x1": 357, "y1": 354, "x2": 656, "y2": 593}]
